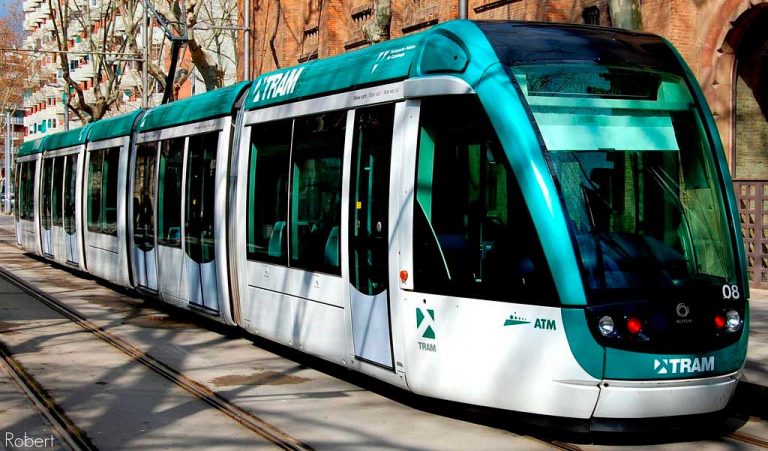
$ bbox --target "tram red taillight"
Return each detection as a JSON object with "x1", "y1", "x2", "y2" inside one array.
[
  {"x1": 626, "y1": 317, "x2": 642, "y2": 335},
  {"x1": 714, "y1": 314, "x2": 726, "y2": 330}
]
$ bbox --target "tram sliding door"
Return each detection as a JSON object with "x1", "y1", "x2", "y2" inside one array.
[
  {"x1": 132, "y1": 142, "x2": 159, "y2": 291},
  {"x1": 348, "y1": 104, "x2": 395, "y2": 369},
  {"x1": 50, "y1": 156, "x2": 65, "y2": 262},
  {"x1": 40, "y1": 157, "x2": 54, "y2": 256},
  {"x1": 63, "y1": 154, "x2": 79, "y2": 264},
  {"x1": 184, "y1": 132, "x2": 220, "y2": 312}
]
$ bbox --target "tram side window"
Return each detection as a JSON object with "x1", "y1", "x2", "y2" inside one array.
[
  {"x1": 19, "y1": 162, "x2": 35, "y2": 221},
  {"x1": 289, "y1": 111, "x2": 345, "y2": 274},
  {"x1": 41, "y1": 158, "x2": 53, "y2": 230},
  {"x1": 64, "y1": 155, "x2": 78, "y2": 235},
  {"x1": 52, "y1": 156, "x2": 64, "y2": 227},
  {"x1": 14, "y1": 163, "x2": 20, "y2": 220},
  {"x1": 87, "y1": 147, "x2": 120, "y2": 235},
  {"x1": 246, "y1": 119, "x2": 292, "y2": 263},
  {"x1": 413, "y1": 96, "x2": 557, "y2": 305},
  {"x1": 158, "y1": 138, "x2": 184, "y2": 247},
  {"x1": 87, "y1": 150, "x2": 103, "y2": 232}
]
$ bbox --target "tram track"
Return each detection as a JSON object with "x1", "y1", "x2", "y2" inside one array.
[
  {"x1": 727, "y1": 430, "x2": 768, "y2": 448},
  {"x1": 0, "y1": 265, "x2": 313, "y2": 451},
  {"x1": 0, "y1": 341, "x2": 96, "y2": 451}
]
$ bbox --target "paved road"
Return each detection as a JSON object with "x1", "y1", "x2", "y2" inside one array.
[{"x1": 2, "y1": 212, "x2": 768, "y2": 450}]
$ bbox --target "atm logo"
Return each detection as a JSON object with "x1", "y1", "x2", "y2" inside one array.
[{"x1": 653, "y1": 356, "x2": 714, "y2": 375}]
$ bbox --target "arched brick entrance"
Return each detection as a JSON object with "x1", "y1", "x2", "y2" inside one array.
[{"x1": 707, "y1": 1, "x2": 768, "y2": 288}]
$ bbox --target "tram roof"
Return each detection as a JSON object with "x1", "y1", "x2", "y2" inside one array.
[
  {"x1": 243, "y1": 20, "x2": 678, "y2": 111},
  {"x1": 41, "y1": 124, "x2": 93, "y2": 153},
  {"x1": 17, "y1": 136, "x2": 46, "y2": 157},
  {"x1": 88, "y1": 109, "x2": 144, "y2": 143},
  {"x1": 137, "y1": 81, "x2": 251, "y2": 133}
]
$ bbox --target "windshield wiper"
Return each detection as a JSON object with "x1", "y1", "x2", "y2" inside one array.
[{"x1": 647, "y1": 165, "x2": 698, "y2": 273}]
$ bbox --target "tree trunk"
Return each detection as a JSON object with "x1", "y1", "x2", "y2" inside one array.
[
  {"x1": 363, "y1": 0, "x2": 391, "y2": 44},
  {"x1": 609, "y1": 0, "x2": 643, "y2": 31}
]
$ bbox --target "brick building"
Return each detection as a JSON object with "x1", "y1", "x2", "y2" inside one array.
[{"x1": 240, "y1": 0, "x2": 768, "y2": 288}]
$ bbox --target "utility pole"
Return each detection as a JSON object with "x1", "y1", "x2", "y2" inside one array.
[
  {"x1": 4, "y1": 110, "x2": 11, "y2": 214},
  {"x1": 142, "y1": 0, "x2": 148, "y2": 108}
]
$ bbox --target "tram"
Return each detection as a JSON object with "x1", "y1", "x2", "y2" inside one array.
[{"x1": 15, "y1": 20, "x2": 749, "y2": 424}]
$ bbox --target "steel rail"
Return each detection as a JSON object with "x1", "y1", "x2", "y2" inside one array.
[
  {"x1": 0, "y1": 265, "x2": 313, "y2": 451},
  {"x1": 0, "y1": 341, "x2": 96, "y2": 451},
  {"x1": 727, "y1": 431, "x2": 768, "y2": 448}
]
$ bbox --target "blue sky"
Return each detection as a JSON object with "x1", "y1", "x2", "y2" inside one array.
[{"x1": 0, "y1": 0, "x2": 19, "y2": 18}]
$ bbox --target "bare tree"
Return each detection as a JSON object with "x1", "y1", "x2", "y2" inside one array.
[
  {"x1": 609, "y1": 0, "x2": 642, "y2": 31},
  {"x1": 363, "y1": 0, "x2": 391, "y2": 44},
  {"x1": 47, "y1": 0, "x2": 142, "y2": 123},
  {"x1": 0, "y1": 6, "x2": 34, "y2": 145}
]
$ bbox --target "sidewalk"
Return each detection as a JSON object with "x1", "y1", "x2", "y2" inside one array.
[{"x1": 742, "y1": 288, "x2": 768, "y2": 386}]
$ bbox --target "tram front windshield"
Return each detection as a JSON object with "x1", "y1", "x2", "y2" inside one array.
[{"x1": 510, "y1": 64, "x2": 738, "y2": 303}]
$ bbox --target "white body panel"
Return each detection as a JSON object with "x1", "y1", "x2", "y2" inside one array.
[
  {"x1": 593, "y1": 373, "x2": 739, "y2": 418},
  {"x1": 401, "y1": 295, "x2": 601, "y2": 418},
  {"x1": 18, "y1": 219, "x2": 38, "y2": 253},
  {"x1": 84, "y1": 231, "x2": 122, "y2": 280},
  {"x1": 159, "y1": 245, "x2": 185, "y2": 302}
]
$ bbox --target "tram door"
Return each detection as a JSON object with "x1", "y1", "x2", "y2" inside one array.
[
  {"x1": 348, "y1": 104, "x2": 395, "y2": 368},
  {"x1": 132, "y1": 143, "x2": 158, "y2": 291},
  {"x1": 63, "y1": 155, "x2": 79, "y2": 264},
  {"x1": 184, "y1": 132, "x2": 219, "y2": 311},
  {"x1": 40, "y1": 158, "x2": 54, "y2": 256}
]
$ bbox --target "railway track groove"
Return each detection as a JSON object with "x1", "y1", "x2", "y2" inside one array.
[
  {"x1": 0, "y1": 341, "x2": 96, "y2": 451},
  {"x1": 0, "y1": 265, "x2": 313, "y2": 451}
]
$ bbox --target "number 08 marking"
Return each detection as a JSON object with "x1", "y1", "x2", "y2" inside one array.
[{"x1": 722, "y1": 284, "x2": 740, "y2": 300}]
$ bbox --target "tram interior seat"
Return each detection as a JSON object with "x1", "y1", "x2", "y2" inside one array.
[{"x1": 268, "y1": 221, "x2": 286, "y2": 257}]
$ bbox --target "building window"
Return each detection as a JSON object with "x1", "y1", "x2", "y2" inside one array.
[{"x1": 583, "y1": 6, "x2": 600, "y2": 25}]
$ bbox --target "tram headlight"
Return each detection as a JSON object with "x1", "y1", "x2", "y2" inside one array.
[
  {"x1": 598, "y1": 316, "x2": 615, "y2": 336},
  {"x1": 726, "y1": 309, "x2": 742, "y2": 332}
]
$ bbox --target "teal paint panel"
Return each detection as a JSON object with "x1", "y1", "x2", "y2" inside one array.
[
  {"x1": 138, "y1": 81, "x2": 251, "y2": 132},
  {"x1": 42, "y1": 124, "x2": 93, "y2": 152},
  {"x1": 476, "y1": 63, "x2": 587, "y2": 306},
  {"x1": 88, "y1": 110, "x2": 144, "y2": 143},
  {"x1": 245, "y1": 34, "x2": 426, "y2": 110},
  {"x1": 17, "y1": 136, "x2": 46, "y2": 157},
  {"x1": 604, "y1": 307, "x2": 749, "y2": 379},
  {"x1": 561, "y1": 308, "x2": 604, "y2": 379}
]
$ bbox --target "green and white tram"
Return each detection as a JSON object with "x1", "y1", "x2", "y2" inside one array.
[{"x1": 16, "y1": 20, "x2": 748, "y2": 425}]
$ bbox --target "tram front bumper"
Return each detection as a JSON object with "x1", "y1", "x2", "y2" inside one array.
[{"x1": 592, "y1": 372, "x2": 740, "y2": 419}]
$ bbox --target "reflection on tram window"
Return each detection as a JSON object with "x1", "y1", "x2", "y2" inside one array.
[
  {"x1": 64, "y1": 155, "x2": 78, "y2": 235},
  {"x1": 41, "y1": 158, "x2": 53, "y2": 231},
  {"x1": 185, "y1": 132, "x2": 219, "y2": 264},
  {"x1": 349, "y1": 104, "x2": 394, "y2": 295},
  {"x1": 87, "y1": 147, "x2": 120, "y2": 235},
  {"x1": 246, "y1": 119, "x2": 292, "y2": 264},
  {"x1": 134, "y1": 142, "x2": 157, "y2": 251},
  {"x1": 290, "y1": 111, "x2": 345, "y2": 275},
  {"x1": 158, "y1": 138, "x2": 185, "y2": 247},
  {"x1": 52, "y1": 156, "x2": 64, "y2": 227},
  {"x1": 413, "y1": 96, "x2": 557, "y2": 305},
  {"x1": 18, "y1": 162, "x2": 35, "y2": 221}
]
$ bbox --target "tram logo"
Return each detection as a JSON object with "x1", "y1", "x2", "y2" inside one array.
[
  {"x1": 504, "y1": 314, "x2": 530, "y2": 326},
  {"x1": 252, "y1": 67, "x2": 305, "y2": 103},
  {"x1": 416, "y1": 307, "x2": 436, "y2": 340},
  {"x1": 653, "y1": 356, "x2": 714, "y2": 375}
]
